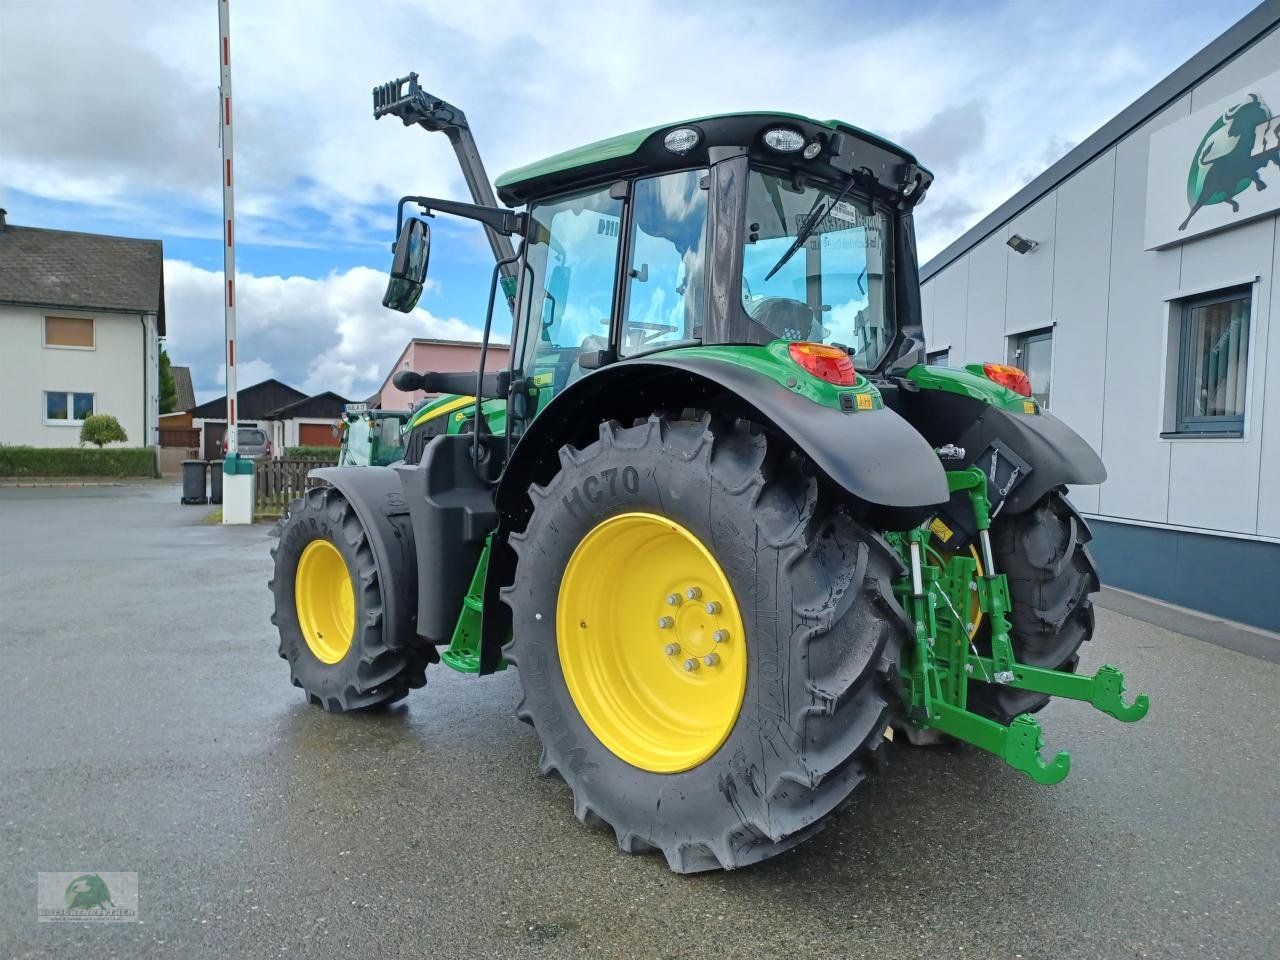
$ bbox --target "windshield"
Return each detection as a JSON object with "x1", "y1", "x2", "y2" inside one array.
[
  {"x1": 741, "y1": 169, "x2": 892, "y2": 366},
  {"x1": 238, "y1": 428, "x2": 266, "y2": 446}
]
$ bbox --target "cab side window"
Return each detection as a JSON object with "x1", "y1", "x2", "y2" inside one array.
[
  {"x1": 517, "y1": 186, "x2": 624, "y2": 404},
  {"x1": 621, "y1": 170, "x2": 708, "y2": 355}
]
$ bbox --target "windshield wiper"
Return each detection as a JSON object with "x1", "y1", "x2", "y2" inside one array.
[{"x1": 762, "y1": 177, "x2": 859, "y2": 282}]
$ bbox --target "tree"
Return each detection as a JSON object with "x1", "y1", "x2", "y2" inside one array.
[
  {"x1": 80, "y1": 415, "x2": 128, "y2": 448},
  {"x1": 159, "y1": 346, "x2": 178, "y2": 414}
]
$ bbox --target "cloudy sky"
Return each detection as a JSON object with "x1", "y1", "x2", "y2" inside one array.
[{"x1": 0, "y1": 0, "x2": 1261, "y2": 403}]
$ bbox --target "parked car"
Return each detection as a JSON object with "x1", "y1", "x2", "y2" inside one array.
[{"x1": 221, "y1": 426, "x2": 272, "y2": 461}]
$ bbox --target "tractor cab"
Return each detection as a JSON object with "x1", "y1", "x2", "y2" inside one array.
[{"x1": 382, "y1": 110, "x2": 934, "y2": 439}]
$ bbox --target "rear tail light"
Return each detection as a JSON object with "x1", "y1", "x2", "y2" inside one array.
[
  {"x1": 787, "y1": 341, "x2": 857, "y2": 386},
  {"x1": 980, "y1": 362, "x2": 1032, "y2": 397},
  {"x1": 221, "y1": 438, "x2": 228, "y2": 453},
  {"x1": 265, "y1": 440, "x2": 272, "y2": 456}
]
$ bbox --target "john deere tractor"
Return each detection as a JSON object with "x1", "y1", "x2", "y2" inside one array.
[{"x1": 270, "y1": 74, "x2": 1148, "y2": 873}]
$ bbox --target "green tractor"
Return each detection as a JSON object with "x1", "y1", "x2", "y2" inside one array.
[
  {"x1": 270, "y1": 74, "x2": 1149, "y2": 873},
  {"x1": 336, "y1": 405, "x2": 411, "y2": 467}
]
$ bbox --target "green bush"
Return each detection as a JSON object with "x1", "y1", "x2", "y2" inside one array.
[
  {"x1": 0, "y1": 446, "x2": 156, "y2": 478},
  {"x1": 80, "y1": 414, "x2": 129, "y2": 448},
  {"x1": 285, "y1": 445, "x2": 339, "y2": 462}
]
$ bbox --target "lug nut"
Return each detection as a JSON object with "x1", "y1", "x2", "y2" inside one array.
[
  {"x1": 664, "y1": 643, "x2": 680, "y2": 656},
  {"x1": 686, "y1": 587, "x2": 702, "y2": 600},
  {"x1": 703, "y1": 653, "x2": 720, "y2": 667},
  {"x1": 658, "y1": 616, "x2": 674, "y2": 629},
  {"x1": 666, "y1": 593, "x2": 682, "y2": 606},
  {"x1": 712, "y1": 629, "x2": 728, "y2": 644},
  {"x1": 683, "y1": 658, "x2": 699, "y2": 672},
  {"x1": 704, "y1": 601, "x2": 721, "y2": 615}
]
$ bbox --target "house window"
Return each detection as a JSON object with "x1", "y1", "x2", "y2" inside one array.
[
  {"x1": 926, "y1": 348, "x2": 950, "y2": 367},
  {"x1": 1007, "y1": 327, "x2": 1053, "y2": 407},
  {"x1": 1174, "y1": 288, "x2": 1251, "y2": 436},
  {"x1": 44, "y1": 316, "x2": 95, "y2": 349},
  {"x1": 44, "y1": 391, "x2": 95, "y2": 424}
]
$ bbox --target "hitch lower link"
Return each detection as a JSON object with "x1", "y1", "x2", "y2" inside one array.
[{"x1": 890, "y1": 468, "x2": 1149, "y2": 785}]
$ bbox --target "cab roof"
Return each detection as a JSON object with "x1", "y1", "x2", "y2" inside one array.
[{"x1": 494, "y1": 111, "x2": 932, "y2": 208}]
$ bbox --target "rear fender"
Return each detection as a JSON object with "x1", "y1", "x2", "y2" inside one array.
[
  {"x1": 477, "y1": 353, "x2": 950, "y2": 673},
  {"x1": 895, "y1": 365, "x2": 1106, "y2": 514}
]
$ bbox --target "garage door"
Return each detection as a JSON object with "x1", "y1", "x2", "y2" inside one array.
[{"x1": 298, "y1": 422, "x2": 339, "y2": 447}]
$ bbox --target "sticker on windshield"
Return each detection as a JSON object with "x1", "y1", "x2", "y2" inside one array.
[{"x1": 829, "y1": 201, "x2": 862, "y2": 223}]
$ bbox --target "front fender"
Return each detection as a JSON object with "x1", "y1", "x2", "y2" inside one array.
[{"x1": 309, "y1": 466, "x2": 418, "y2": 642}]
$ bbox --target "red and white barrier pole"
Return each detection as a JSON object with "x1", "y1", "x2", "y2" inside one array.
[
  {"x1": 218, "y1": 0, "x2": 253, "y2": 523},
  {"x1": 218, "y1": 0, "x2": 237, "y2": 456}
]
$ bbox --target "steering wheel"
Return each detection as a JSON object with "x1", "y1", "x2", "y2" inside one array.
[{"x1": 745, "y1": 297, "x2": 824, "y2": 341}]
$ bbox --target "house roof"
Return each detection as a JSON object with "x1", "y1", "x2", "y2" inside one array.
[
  {"x1": 920, "y1": 0, "x2": 1280, "y2": 282},
  {"x1": 406, "y1": 337, "x2": 510, "y2": 350},
  {"x1": 170, "y1": 365, "x2": 196, "y2": 412},
  {"x1": 189, "y1": 378, "x2": 308, "y2": 420},
  {"x1": 268, "y1": 391, "x2": 350, "y2": 420},
  {"x1": 0, "y1": 218, "x2": 166, "y2": 334}
]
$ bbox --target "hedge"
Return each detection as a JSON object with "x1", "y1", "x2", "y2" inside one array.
[
  {"x1": 285, "y1": 445, "x2": 340, "y2": 462},
  {"x1": 0, "y1": 446, "x2": 157, "y2": 478}
]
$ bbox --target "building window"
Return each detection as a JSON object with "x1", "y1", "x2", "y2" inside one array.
[
  {"x1": 1007, "y1": 327, "x2": 1053, "y2": 407},
  {"x1": 44, "y1": 391, "x2": 95, "y2": 424},
  {"x1": 44, "y1": 316, "x2": 95, "y2": 349},
  {"x1": 1174, "y1": 288, "x2": 1250, "y2": 436},
  {"x1": 926, "y1": 348, "x2": 950, "y2": 367}
]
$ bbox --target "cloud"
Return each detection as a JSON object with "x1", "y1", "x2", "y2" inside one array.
[
  {"x1": 1, "y1": 0, "x2": 1261, "y2": 372},
  {"x1": 167, "y1": 260, "x2": 481, "y2": 404}
]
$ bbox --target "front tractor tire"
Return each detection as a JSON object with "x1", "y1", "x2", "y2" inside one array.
[
  {"x1": 270, "y1": 485, "x2": 426, "y2": 711},
  {"x1": 968, "y1": 487, "x2": 1100, "y2": 723},
  {"x1": 503, "y1": 414, "x2": 911, "y2": 873}
]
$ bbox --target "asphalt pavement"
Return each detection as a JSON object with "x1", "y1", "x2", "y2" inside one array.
[{"x1": 1, "y1": 484, "x2": 1277, "y2": 960}]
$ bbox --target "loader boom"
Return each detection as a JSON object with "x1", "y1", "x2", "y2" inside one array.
[{"x1": 373, "y1": 73, "x2": 519, "y2": 287}]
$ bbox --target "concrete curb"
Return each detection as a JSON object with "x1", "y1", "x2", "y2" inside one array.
[
  {"x1": 1095, "y1": 585, "x2": 1280, "y2": 665},
  {"x1": 0, "y1": 477, "x2": 176, "y2": 488}
]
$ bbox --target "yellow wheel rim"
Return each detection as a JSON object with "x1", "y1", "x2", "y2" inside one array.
[
  {"x1": 295, "y1": 539, "x2": 355, "y2": 664},
  {"x1": 934, "y1": 542, "x2": 984, "y2": 639},
  {"x1": 557, "y1": 512, "x2": 747, "y2": 774}
]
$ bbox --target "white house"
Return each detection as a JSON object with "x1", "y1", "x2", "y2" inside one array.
[{"x1": 0, "y1": 211, "x2": 165, "y2": 448}]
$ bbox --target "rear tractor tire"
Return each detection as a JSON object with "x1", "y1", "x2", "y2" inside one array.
[
  {"x1": 968, "y1": 487, "x2": 1100, "y2": 723},
  {"x1": 270, "y1": 485, "x2": 427, "y2": 711},
  {"x1": 503, "y1": 413, "x2": 911, "y2": 872}
]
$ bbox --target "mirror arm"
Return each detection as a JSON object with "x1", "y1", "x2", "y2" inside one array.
[
  {"x1": 393, "y1": 194, "x2": 526, "y2": 251},
  {"x1": 475, "y1": 241, "x2": 526, "y2": 478}
]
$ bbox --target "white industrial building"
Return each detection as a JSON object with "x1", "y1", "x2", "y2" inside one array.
[{"x1": 920, "y1": 1, "x2": 1280, "y2": 633}]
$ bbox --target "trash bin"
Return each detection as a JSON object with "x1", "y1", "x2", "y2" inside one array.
[
  {"x1": 181, "y1": 460, "x2": 208, "y2": 505},
  {"x1": 208, "y1": 459, "x2": 224, "y2": 505}
]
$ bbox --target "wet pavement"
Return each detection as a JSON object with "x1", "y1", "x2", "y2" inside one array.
[{"x1": 1, "y1": 484, "x2": 1277, "y2": 960}]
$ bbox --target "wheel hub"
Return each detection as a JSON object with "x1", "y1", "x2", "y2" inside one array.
[
  {"x1": 557, "y1": 512, "x2": 747, "y2": 773},
  {"x1": 295, "y1": 538, "x2": 355, "y2": 664}
]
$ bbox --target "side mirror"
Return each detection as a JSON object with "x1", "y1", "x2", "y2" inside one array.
[{"x1": 382, "y1": 218, "x2": 431, "y2": 313}]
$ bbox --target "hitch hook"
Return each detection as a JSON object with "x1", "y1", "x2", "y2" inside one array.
[{"x1": 1090, "y1": 664, "x2": 1150, "y2": 722}]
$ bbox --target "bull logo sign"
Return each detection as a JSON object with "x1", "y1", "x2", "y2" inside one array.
[{"x1": 1180, "y1": 93, "x2": 1280, "y2": 231}]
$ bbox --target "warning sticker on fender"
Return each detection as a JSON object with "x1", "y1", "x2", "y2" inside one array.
[{"x1": 929, "y1": 517, "x2": 954, "y2": 543}]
